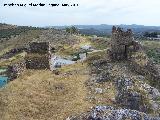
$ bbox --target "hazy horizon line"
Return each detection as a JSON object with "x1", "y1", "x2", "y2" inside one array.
[{"x1": 1, "y1": 22, "x2": 160, "y2": 28}]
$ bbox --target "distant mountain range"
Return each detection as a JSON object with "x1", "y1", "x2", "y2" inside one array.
[
  {"x1": 50, "y1": 24, "x2": 160, "y2": 37},
  {"x1": 1, "y1": 23, "x2": 160, "y2": 37}
]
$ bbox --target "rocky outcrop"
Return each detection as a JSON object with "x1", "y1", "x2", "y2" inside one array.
[
  {"x1": 68, "y1": 106, "x2": 160, "y2": 120},
  {"x1": 66, "y1": 26, "x2": 160, "y2": 120},
  {"x1": 89, "y1": 59, "x2": 113, "y2": 83},
  {"x1": 115, "y1": 77, "x2": 145, "y2": 112},
  {"x1": 87, "y1": 53, "x2": 160, "y2": 116}
]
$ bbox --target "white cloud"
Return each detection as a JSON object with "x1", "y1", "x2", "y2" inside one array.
[{"x1": 0, "y1": 0, "x2": 160, "y2": 26}]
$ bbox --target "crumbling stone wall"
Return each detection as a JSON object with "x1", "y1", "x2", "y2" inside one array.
[
  {"x1": 25, "y1": 54, "x2": 50, "y2": 69},
  {"x1": 28, "y1": 42, "x2": 51, "y2": 54},
  {"x1": 108, "y1": 26, "x2": 141, "y2": 60},
  {"x1": 25, "y1": 42, "x2": 51, "y2": 70},
  {"x1": 7, "y1": 60, "x2": 26, "y2": 80}
]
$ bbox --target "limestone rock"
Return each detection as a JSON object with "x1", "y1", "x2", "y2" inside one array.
[{"x1": 69, "y1": 105, "x2": 160, "y2": 120}]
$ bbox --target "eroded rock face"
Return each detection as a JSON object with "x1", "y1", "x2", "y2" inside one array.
[{"x1": 68, "y1": 106, "x2": 160, "y2": 120}]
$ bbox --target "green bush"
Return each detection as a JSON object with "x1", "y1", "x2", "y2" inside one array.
[
  {"x1": 147, "y1": 49, "x2": 160, "y2": 64},
  {"x1": 0, "y1": 26, "x2": 41, "y2": 39}
]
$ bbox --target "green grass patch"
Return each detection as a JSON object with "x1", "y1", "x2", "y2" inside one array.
[{"x1": 146, "y1": 49, "x2": 160, "y2": 64}]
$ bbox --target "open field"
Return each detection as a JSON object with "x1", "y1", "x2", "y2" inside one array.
[{"x1": 0, "y1": 62, "x2": 92, "y2": 120}]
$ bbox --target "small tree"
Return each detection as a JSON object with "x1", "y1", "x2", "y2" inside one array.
[
  {"x1": 65, "y1": 26, "x2": 78, "y2": 34},
  {"x1": 65, "y1": 27, "x2": 70, "y2": 33}
]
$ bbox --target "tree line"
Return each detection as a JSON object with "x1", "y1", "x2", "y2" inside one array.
[
  {"x1": 143, "y1": 32, "x2": 160, "y2": 38},
  {"x1": 65, "y1": 26, "x2": 79, "y2": 34}
]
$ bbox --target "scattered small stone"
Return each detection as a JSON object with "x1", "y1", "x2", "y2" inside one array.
[
  {"x1": 95, "y1": 88, "x2": 103, "y2": 94},
  {"x1": 69, "y1": 105, "x2": 160, "y2": 120}
]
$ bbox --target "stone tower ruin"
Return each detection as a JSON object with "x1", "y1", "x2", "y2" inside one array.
[{"x1": 108, "y1": 26, "x2": 141, "y2": 60}]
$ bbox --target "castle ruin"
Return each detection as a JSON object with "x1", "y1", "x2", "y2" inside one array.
[
  {"x1": 25, "y1": 42, "x2": 51, "y2": 69},
  {"x1": 108, "y1": 26, "x2": 141, "y2": 60}
]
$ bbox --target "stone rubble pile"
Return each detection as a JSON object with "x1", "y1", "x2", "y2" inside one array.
[{"x1": 69, "y1": 105, "x2": 160, "y2": 120}]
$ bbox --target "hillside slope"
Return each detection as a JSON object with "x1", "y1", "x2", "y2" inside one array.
[{"x1": 0, "y1": 24, "x2": 160, "y2": 120}]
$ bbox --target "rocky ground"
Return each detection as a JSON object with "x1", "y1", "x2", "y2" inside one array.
[
  {"x1": 69, "y1": 105, "x2": 160, "y2": 120},
  {"x1": 0, "y1": 27, "x2": 160, "y2": 120},
  {"x1": 67, "y1": 49, "x2": 160, "y2": 120}
]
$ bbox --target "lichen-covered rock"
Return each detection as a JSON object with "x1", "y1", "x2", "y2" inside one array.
[{"x1": 152, "y1": 88, "x2": 160, "y2": 99}]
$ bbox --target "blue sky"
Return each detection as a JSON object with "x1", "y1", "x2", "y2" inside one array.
[{"x1": 0, "y1": 0, "x2": 160, "y2": 26}]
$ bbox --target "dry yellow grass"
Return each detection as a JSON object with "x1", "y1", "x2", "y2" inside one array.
[
  {"x1": 0, "y1": 30, "x2": 41, "y2": 52},
  {"x1": 0, "y1": 62, "x2": 93, "y2": 120},
  {"x1": 87, "y1": 81, "x2": 116, "y2": 106},
  {"x1": 0, "y1": 35, "x2": 117, "y2": 120},
  {"x1": 0, "y1": 52, "x2": 26, "y2": 66},
  {"x1": 131, "y1": 51, "x2": 149, "y2": 67},
  {"x1": 0, "y1": 46, "x2": 15, "y2": 57},
  {"x1": 57, "y1": 36, "x2": 91, "y2": 56},
  {"x1": 142, "y1": 40, "x2": 160, "y2": 49}
]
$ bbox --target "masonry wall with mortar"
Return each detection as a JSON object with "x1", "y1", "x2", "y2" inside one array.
[
  {"x1": 108, "y1": 26, "x2": 141, "y2": 60},
  {"x1": 108, "y1": 26, "x2": 160, "y2": 93},
  {"x1": 7, "y1": 60, "x2": 26, "y2": 80},
  {"x1": 25, "y1": 42, "x2": 51, "y2": 70},
  {"x1": 28, "y1": 42, "x2": 51, "y2": 54},
  {"x1": 25, "y1": 54, "x2": 50, "y2": 69}
]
